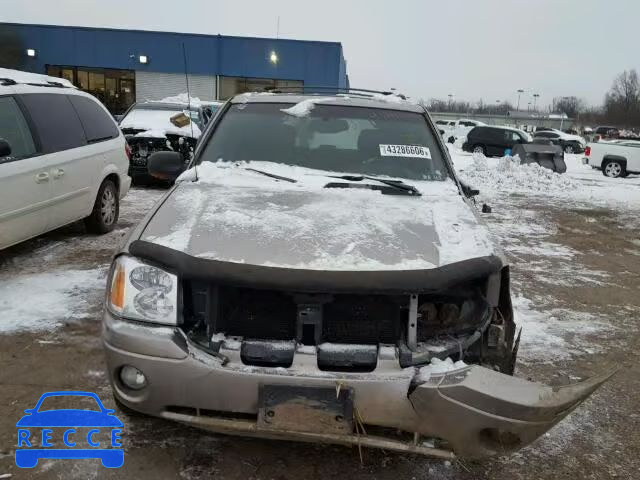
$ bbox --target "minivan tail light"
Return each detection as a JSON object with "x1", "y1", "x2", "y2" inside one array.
[
  {"x1": 585, "y1": 146, "x2": 591, "y2": 157},
  {"x1": 125, "y1": 143, "x2": 132, "y2": 161}
]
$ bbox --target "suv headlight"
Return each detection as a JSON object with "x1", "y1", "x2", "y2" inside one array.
[{"x1": 107, "y1": 255, "x2": 178, "y2": 325}]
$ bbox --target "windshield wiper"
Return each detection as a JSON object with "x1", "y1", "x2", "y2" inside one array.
[
  {"x1": 326, "y1": 174, "x2": 421, "y2": 196},
  {"x1": 244, "y1": 167, "x2": 297, "y2": 183}
]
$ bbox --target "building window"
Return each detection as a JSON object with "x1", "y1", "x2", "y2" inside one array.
[
  {"x1": 46, "y1": 65, "x2": 136, "y2": 115},
  {"x1": 219, "y1": 76, "x2": 303, "y2": 100}
]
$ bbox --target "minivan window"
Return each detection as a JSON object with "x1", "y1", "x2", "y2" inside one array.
[
  {"x1": 199, "y1": 103, "x2": 450, "y2": 181},
  {"x1": 68, "y1": 95, "x2": 119, "y2": 143},
  {"x1": 0, "y1": 96, "x2": 36, "y2": 159},
  {"x1": 20, "y1": 93, "x2": 87, "y2": 154}
]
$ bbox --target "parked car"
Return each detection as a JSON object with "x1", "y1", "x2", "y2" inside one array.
[
  {"x1": 103, "y1": 91, "x2": 608, "y2": 460},
  {"x1": 437, "y1": 119, "x2": 485, "y2": 143},
  {"x1": 462, "y1": 125, "x2": 531, "y2": 156},
  {"x1": 583, "y1": 140, "x2": 640, "y2": 177},
  {"x1": 119, "y1": 99, "x2": 222, "y2": 184},
  {"x1": 593, "y1": 126, "x2": 620, "y2": 139},
  {"x1": 0, "y1": 68, "x2": 130, "y2": 250},
  {"x1": 532, "y1": 128, "x2": 586, "y2": 153}
]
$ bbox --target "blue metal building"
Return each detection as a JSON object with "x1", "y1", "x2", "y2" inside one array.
[{"x1": 0, "y1": 22, "x2": 349, "y2": 113}]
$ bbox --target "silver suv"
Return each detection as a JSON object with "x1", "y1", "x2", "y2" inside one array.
[{"x1": 103, "y1": 90, "x2": 609, "y2": 459}]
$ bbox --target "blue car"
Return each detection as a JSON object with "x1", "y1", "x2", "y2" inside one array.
[{"x1": 15, "y1": 391, "x2": 123, "y2": 468}]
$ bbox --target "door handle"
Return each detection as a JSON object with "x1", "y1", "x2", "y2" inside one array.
[
  {"x1": 52, "y1": 168, "x2": 65, "y2": 179},
  {"x1": 35, "y1": 172, "x2": 50, "y2": 183}
]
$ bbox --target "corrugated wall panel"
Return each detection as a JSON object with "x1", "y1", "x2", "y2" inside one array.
[{"x1": 136, "y1": 71, "x2": 216, "y2": 102}]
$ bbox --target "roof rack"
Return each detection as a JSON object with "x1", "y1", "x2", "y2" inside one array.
[
  {"x1": 262, "y1": 85, "x2": 407, "y2": 100},
  {"x1": 0, "y1": 78, "x2": 71, "y2": 88}
]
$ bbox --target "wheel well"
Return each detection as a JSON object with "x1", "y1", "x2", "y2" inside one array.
[
  {"x1": 104, "y1": 173, "x2": 120, "y2": 193},
  {"x1": 602, "y1": 156, "x2": 627, "y2": 169}
]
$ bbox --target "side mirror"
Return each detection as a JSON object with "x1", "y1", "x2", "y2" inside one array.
[
  {"x1": 148, "y1": 151, "x2": 185, "y2": 181},
  {"x1": 460, "y1": 181, "x2": 480, "y2": 198},
  {"x1": 0, "y1": 138, "x2": 11, "y2": 158}
]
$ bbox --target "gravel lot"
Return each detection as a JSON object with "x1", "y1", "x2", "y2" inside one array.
[{"x1": 1, "y1": 154, "x2": 638, "y2": 479}]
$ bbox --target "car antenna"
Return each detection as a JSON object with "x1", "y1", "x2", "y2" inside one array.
[{"x1": 182, "y1": 42, "x2": 197, "y2": 181}]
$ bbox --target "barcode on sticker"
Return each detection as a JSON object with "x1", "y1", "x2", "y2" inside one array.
[{"x1": 379, "y1": 144, "x2": 431, "y2": 159}]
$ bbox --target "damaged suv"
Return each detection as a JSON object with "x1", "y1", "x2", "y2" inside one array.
[
  {"x1": 103, "y1": 91, "x2": 611, "y2": 459},
  {"x1": 119, "y1": 99, "x2": 220, "y2": 184}
]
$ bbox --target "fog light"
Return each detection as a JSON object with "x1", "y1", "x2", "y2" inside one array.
[{"x1": 120, "y1": 365, "x2": 147, "y2": 390}]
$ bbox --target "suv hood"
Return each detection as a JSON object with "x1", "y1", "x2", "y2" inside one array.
[{"x1": 139, "y1": 162, "x2": 497, "y2": 271}]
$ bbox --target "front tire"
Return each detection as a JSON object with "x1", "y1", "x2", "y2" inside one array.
[
  {"x1": 602, "y1": 159, "x2": 626, "y2": 178},
  {"x1": 85, "y1": 179, "x2": 119, "y2": 233}
]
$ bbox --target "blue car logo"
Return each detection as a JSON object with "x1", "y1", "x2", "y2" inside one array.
[{"x1": 15, "y1": 391, "x2": 124, "y2": 468}]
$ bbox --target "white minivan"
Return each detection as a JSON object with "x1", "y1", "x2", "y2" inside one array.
[{"x1": 0, "y1": 69, "x2": 131, "y2": 250}]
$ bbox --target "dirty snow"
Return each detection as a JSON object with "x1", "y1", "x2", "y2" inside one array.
[
  {"x1": 512, "y1": 295, "x2": 615, "y2": 363},
  {"x1": 147, "y1": 161, "x2": 496, "y2": 270},
  {"x1": 0, "y1": 267, "x2": 107, "y2": 334}
]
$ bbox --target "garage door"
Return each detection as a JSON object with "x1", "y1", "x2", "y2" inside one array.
[{"x1": 136, "y1": 71, "x2": 216, "y2": 102}]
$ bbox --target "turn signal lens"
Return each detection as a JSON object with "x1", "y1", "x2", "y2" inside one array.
[{"x1": 110, "y1": 264, "x2": 126, "y2": 311}]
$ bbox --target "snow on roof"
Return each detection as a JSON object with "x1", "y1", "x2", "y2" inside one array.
[
  {"x1": 120, "y1": 108, "x2": 202, "y2": 139},
  {"x1": 0, "y1": 67, "x2": 75, "y2": 88}
]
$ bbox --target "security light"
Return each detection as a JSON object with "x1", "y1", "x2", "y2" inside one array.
[
  {"x1": 269, "y1": 51, "x2": 278, "y2": 64},
  {"x1": 26, "y1": 48, "x2": 36, "y2": 57},
  {"x1": 139, "y1": 55, "x2": 148, "y2": 64}
]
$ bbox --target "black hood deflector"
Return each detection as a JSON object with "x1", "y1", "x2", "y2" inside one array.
[{"x1": 129, "y1": 240, "x2": 503, "y2": 294}]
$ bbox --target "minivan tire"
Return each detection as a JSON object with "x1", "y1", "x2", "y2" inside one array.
[
  {"x1": 602, "y1": 159, "x2": 626, "y2": 178},
  {"x1": 85, "y1": 179, "x2": 119, "y2": 233},
  {"x1": 472, "y1": 144, "x2": 486, "y2": 156}
]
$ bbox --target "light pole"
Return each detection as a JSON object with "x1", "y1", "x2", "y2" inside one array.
[
  {"x1": 517, "y1": 89, "x2": 524, "y2": 111},
  {"x1": 527, "y1": 102, "x2": 532, "y2": 112},
  {"x1": 533, "y1": 93, "x2": 540, "y2": 111},
  {"x1": 448, "y1": 94, "x2": 454, "y2": 110}
]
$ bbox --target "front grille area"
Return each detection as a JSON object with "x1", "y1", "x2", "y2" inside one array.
[
  {"x1": 323, "y1": 295, "x2": 401, "y2": 344},
  {"x1": 183, "y1": 281, "x2": 405, "y2": 345},
  {"x1": 218, "y1": 286, "x2": 296, "y2": 340}
]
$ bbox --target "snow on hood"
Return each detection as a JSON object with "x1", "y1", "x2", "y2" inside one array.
[
  {"x1": 120, "y1": 108, "x2": 201, "y2": 139},
  {"x1": 0, "y1": 67, "x2": 75, "y2": 88},
  {"x1": 140, "y1": 162, "x2": 497, "y2": 271}
]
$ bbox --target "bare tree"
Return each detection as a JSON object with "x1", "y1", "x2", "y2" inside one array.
[{"x1": 553, "y1": 96, "x2": 586, "y2": 118}]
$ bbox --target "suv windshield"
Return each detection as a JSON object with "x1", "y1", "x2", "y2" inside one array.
[{"x1": 198, "y1": 102, "x2": 449, "y2": 181}]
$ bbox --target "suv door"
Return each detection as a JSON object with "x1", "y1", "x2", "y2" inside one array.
[
  {"x1": 19, "y1": 93, "x2": 93, "y2": 229},
  {"x1": 0, "y1": 95, "x2": 49, "y2": 249},
  {"x1": 485, "y1": 128, "x2": 506, "y2": 156}
]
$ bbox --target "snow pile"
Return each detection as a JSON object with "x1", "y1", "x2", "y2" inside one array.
[
  {"x1": 0, "y1": 67, "x2": 75, "y2": 88},
  {"x1": 416, "y1": 357, "x2": 467, "y2": 382},
  {"x1": 0, "y1": 268, "x2": 106, "y2": 334},
  {"x1": 459, "y1": 154, "x2": 579, "y2": 196}
]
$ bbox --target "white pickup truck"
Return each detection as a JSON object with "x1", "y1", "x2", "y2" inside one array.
[
  {"x1": 583, "y1": 140, "x2": 640, "y2": 177},
  {"x1": 434, "y1": 119, "x2": 485, "y2": 144}
]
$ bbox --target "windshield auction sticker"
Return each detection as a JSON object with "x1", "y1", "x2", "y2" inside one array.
[{"x1": 379, "y1": 144, "x2": 431, "y2": 159}]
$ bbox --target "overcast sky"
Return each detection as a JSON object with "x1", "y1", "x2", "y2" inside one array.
[{"x1": 2, "y1": 0, "x2": 638, "y2": 108}]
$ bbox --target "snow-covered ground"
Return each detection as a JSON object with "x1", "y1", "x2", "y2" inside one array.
[{"x1": 448, "y1": 146, "x2": 640, "y2": 365}]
